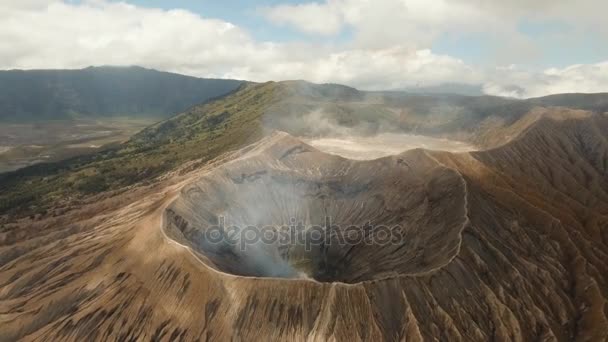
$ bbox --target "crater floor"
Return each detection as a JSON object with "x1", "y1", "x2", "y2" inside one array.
[
  {"x1": 304, "y1": 132, "x2": 476, "y2": 160},
  {"x1": 164, "y1": 133, "x2": 468, "y2": 283}
]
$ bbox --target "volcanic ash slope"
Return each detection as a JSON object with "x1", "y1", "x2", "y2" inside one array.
[
  {"x1": 164, "y1": 132, "x2": 468, "y2": 284},
  {"x1": 1, "y1": 112, "x2": 608, "y2": 341}
]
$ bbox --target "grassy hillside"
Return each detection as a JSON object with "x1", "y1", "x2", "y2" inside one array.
[
  {"x1": 0, "y1": 82, "x2": 280, "y2": 219},
  {"x1": 0, "y1": 66, "x2": 242, "y2": 121},
  {"x1": 529, "y1": 93, "x2": 608, "y2": 113},
  {"x1": 2, "y1": 80, "x2": 608, "y2": 220}
]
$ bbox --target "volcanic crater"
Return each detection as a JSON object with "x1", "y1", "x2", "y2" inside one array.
[{"x1": 163, "y1": 132, "x2": 469, "y2": 284}]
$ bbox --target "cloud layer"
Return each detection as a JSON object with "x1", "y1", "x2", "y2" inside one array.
[{"x1": 0, "y1": 0, "x2": 607, "y2": 98}]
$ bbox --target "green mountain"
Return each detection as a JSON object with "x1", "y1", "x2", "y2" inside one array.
[
  {"x1": 0, "y1": 81, "x2": 275, "y2": 217},
  {"x1": 399, "y1": 82, "x2": 485, "y2": 96},
  {"x1": 529, "y1": 92, "x2": 608, "y2": 112},
  {"x1": 1, "y1": 80, "x2": 607, "y2": 220},
  {"x1": 0, "y1": 66, "x2": 242, "y2": 121}
]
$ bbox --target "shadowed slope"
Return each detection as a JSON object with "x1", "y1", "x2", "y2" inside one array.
[{"x1": 0, "y1": 66, "x2": 243, "y2": 121}]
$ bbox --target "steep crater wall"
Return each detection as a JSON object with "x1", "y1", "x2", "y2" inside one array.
[{"x1": 163, "y1": 133, "x2": 468, "y2": 284}]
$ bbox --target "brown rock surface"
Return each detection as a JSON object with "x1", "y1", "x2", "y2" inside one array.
[{"x1": 1, "y1": 110, "x2": 607, "y2": 341}]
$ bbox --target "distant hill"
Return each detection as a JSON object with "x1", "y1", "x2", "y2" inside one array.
[
  {"x1": 2, "y1": 80, "x2": 608, "y2": 341},
  {"x1": 2, "y1": 80, "x2": 608, "y2": 219},
  {"x1": 529, "y1": 92, "x2": 608, "y2": 113},
  {"x1": 0, "y1": 66, "x2": 243, "y2": 121},
  {"x1": 398, "y1": 83, "x2": 484, "y2": 96}
]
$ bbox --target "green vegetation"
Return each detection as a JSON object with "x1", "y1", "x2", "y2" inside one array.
[
  {"x1": 529, "y1": 92, "x2": 608, "y2": 113},
  {"x1": 0, "y1": 82, "x2": 280, "y2": 219},
  {"x1": 0, "y1": 66, "x2": 242, "y2": 121},
  {"x1": 2, "y1": 78, "x2": 607, "y2": 221}
]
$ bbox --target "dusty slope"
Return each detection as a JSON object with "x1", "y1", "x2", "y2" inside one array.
[
  {"x1": 2, "y1": 80, "x2": 606, "y2": 221},
  {"x1": 0, "y1": 111, "x2": 607, "y2": 341},
  {"x1": 165, "y1": 133, "x2": 467, "y2": 283}
]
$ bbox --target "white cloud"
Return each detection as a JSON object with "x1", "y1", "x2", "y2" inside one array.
[
  {"x1": 484, "y1": 62, "x2": 608, "y2": 98},
  {"x1": 224, "y1": 47, "x2": 482, "y2": 90},
  {"x1": 264, "y1": 2, "x2": 343, "y2": 35},
  {"x1": 0, "y1": 0, "x2": 479, "y2": 88},
  {"x1": 0, "y1": 0, "x2": 607, "y2": 98},
  {"x1": 262, "y1": 0, "x2": 514, "y2": 49},
  {"x1": 0, "y1": 1, "x2": 264, "y2": 75},
  {"x1": 264, "y1": 0, "x2": 608, "y2": 43}
]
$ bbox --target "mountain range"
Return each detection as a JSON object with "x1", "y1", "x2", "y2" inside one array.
[
  {"x1": 0, "y1": 66, "x2": 242, "y2": 121},
  {"x1": 0, "y1": 74, "x2": 607, "y2": 341}
]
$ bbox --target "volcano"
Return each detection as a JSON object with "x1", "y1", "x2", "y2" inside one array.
[
  {"x1": 1, "y1": 81, "x2": 607, "y2": 341},
  {"x1": 164, "y1": 133, "x2": 467, "y2": 283}
]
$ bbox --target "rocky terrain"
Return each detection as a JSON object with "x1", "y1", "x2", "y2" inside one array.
[
  {"x1": 0, "y1": 81, "x2": 607, "y2": 341},
  {"x1": 165, "y1": 133, "x2": 467, "y2": 283}
]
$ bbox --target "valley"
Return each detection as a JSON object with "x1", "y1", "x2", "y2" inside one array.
[
  {"x1": 0, "y1": 118, "x2": 157, "y2": 173},
  {"x1": 0, "y1": 80, "x2": 607, "y2": 340},
  {"x1": 0, "y1": 66, "x2": 243, "y2": 173}
]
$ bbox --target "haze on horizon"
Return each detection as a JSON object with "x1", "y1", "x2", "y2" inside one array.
[{"x1": 1, "y1": 0, "x2": 608, "y2": 98}]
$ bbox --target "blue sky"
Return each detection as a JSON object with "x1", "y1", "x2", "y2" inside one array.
[
  {"x1": 108, "y1": 0, "x2": 309, "y2": 41},
  {"x1": 100, "y1": 0, "x2": 606, "y2": 69},
  {"x1": 2, "y1": 0, "x2": 607, "y2": 97},
  {"x1": 103, "y1": 0, "x2": 357, "y2": 44}
]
